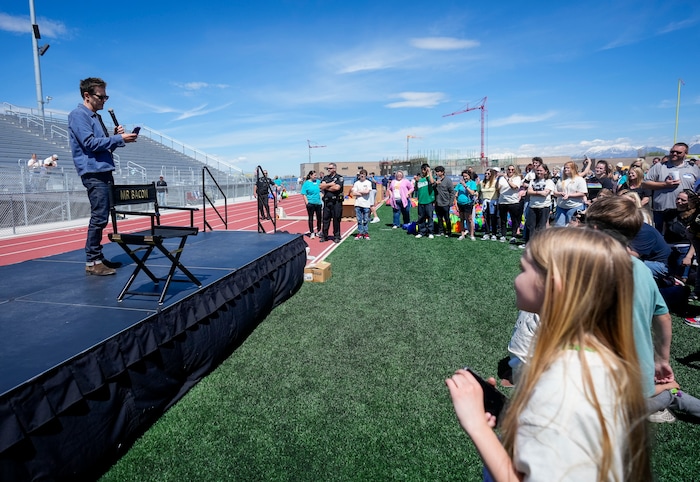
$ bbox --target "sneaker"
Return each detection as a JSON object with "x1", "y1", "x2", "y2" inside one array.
[
  {"x1": 101, "y1": 258, "x2": 122, "y2": 269},
  {"x1": 458, "y1": 234, "x2": 465, "y2": 240},
  {"x1": 309, "y1": 233, "x2": 315, "y2": 239},
  {"x1": 499, "y1": 236, "x2": 506, "y2": 243},
  {"x1": 689, "y1": 293, "x2": 699, "y2": 303},
  {"x1": 86, "y1": 262, "x2": 116, "y2": 276},
  {"x1": 648, "y1": 409, "x2": 676, "y2": 423},
  {"x1": 319, "y1": 236, "x2": 328, "y2": 243},
  {"x1": 683, "y1": 316, "x2": 700, "y2": 328},
  {"x1": 370, "y1": 217, "x2": 381, "y2": 224},
  {"x1": 392, "y1": 225, "x2": 399, "y2": 229},
  {"x1": 509, "y1": 237, "x2": 517, "y2": 244},
  {"x1": 518, "y1": 244, "x2": 527, "y2": 250},
  {"x1": 415, "y1": 234, "x2": 423, "y2": 238},
  {"x1": 364, "y1": 234, "x2": 370, "y2": 240},
  {"x1": 491, "y1": 235, "x2": 498, "y2": 241},
  {"x1": 355, "y1": 234, "x2": 362, "y2": 240},
  {"x1": 482, "y1": 234, "x2": 490, "y2": 240},
  {"x1": 428, "y1": 234, "x2": 434, "y2": 239},
  {"x1": 334, "y1": 238, "x2": 341, "y2": 244}
]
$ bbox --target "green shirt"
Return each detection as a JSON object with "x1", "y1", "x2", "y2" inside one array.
[{"x1": 416, "y1": 176, "x2": 435, "y2": 204}]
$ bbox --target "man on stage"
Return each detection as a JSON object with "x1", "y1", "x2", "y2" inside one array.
[{"x1": 68, "y1": 77, "x2": 138, "y2": 275}]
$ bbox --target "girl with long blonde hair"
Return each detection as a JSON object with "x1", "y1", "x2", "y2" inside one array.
[{"x1": 447, "y1": 227, "x2": 651, "y2": 481}]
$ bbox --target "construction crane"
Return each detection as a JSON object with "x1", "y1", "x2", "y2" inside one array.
[
  {"x1": 307, "y1": 139, "x2": 326, "y2": 163},
  {"x1": 443, "y1": 96, "x2": 487, "y2": 167},
  {"x1": 406, "y1": 135, "x2": 422, "y2": 163}
]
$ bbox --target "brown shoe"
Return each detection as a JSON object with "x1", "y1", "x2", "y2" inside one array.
[{"x1": 86, "y1": 262, "x2": 116, "y2": 276}]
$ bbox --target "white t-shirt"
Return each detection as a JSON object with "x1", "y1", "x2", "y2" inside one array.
[
  {"x1": 528, "y1": 179, "x2": 555, "y2": 209},
  {"x1": 514, "y1": 350, "x2": 625, "y2": 481},
  {"x1": 352, "y1": 180, "x2": 372, "y2": 208},
  {"x1": 555, "y1": 176, "x2": 588, "y2": 209},
  {"x1": 498, "y1": 176, "x2": 522, "y2": 204}
]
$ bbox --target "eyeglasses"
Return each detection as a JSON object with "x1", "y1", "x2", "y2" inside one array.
[
  {"x1": 670, "y1": 150, "x2": 684, "y2": 155},
  {"x1": 91, "y1": 93, "x2": 109, "y2": 101}
]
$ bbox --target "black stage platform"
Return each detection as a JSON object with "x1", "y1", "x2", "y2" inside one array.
[{"x1": 0, "y1": 231, "x2": 307, "y2": 481}]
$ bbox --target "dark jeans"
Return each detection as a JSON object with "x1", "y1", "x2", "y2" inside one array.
[
  {"x1": 306, "y1": 203, "x2": 322, "y2": 233},
  {"x1": 257, "y1": 194, "x2": 271, "y2": 218},
  {"x1": 417, "y1": 203, "x2": 434, "y2": 235},
  {"x1": 499, "y1": 203, "x2": 521, "y2": 238},
  {"x1": 81, "y1": 171, "x2": 114, "y2": 263},
  {"x1": 322, "y1": 201, "x2": 342, "y2": 240},
  {"x1": 524, "y1": 206, "x2": 550, "y2": 243},
  {"x1": 435, "y1": 204, "x2": 452, "y2": 235}
]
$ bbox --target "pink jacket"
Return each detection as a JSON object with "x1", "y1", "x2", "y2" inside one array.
[{"x1": 387, "y1": 178, "x2": 414, "y2": 209}]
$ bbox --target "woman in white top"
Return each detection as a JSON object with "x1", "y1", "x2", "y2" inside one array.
[
  {"x1": 446, "y1": 227, "x2": 651, "y2": 482},
  {"x1": 523, "y1": 164, "x2": 555, "y2": 245},
  {"x1": 497, "y1": 165, "x2": 523, "y2": 243},
  {"x1": 553, "y1": 161, "x2": 588, "y2": 226}
]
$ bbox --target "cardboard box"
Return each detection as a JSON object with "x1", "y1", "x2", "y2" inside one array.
[{"x1": 304, "y1": 261, "x2": 332, "y2": 283}]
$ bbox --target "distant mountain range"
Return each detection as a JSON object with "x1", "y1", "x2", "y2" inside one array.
[{"x1": 572, "y1": 138, "x2": 700, "y2": 159}]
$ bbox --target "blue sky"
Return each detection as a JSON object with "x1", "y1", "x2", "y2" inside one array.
[{"x1": 1, "y1": 1, "x2": 699, "y2": 175}]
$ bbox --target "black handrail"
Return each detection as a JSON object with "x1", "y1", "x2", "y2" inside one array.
[{"x1": 202, "y1": 166, "x2": 227, "y2": 232}]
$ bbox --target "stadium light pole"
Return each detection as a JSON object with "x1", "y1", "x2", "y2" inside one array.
[{"x1": 29, "y1": 0, "x2": 46, "y2": 120}]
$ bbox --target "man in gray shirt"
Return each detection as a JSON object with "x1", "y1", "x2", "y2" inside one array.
[
  {"x1": 642, "y1": 142, "x2": 699, "y2": 232},
  {"x1": 433, "y1": 166, "x2": 454, "y2": 237}
]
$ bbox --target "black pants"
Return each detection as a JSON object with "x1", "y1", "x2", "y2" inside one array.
[
  {"x1": 524, "y1": 206, "x2": 550, "y2": 243},
  {"x1": 257, "y1": 194, "x2": 271, "y2": 219},
  {"x1": 435, "y1": 204, "x2": 452, "y2": 235},
  {"x1": 307, "y1": 203, "x2": 322, "y2": 233},
  {"x1": 322, "y1": 201, "x2": 342, "y2": 240},
  {"x1": 499, "y1": 203, "x2": 521, "y2": 238}
]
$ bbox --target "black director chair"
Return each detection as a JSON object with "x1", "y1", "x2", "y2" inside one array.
[{"x1": 108, "y1": 183, "x2": 202, "y2": 305}]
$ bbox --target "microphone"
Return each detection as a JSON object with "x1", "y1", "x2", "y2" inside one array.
[{"x1": 107, "y1": 109, "x2": 119, "y2": 128}]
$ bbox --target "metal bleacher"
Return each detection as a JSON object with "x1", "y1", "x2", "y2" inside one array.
[
  {"x1": 0, "y1": 103, "x2": 253, "y2": 235},
  {"x1": 0, "y1": 102, "x2": 246, "y2": 191}
]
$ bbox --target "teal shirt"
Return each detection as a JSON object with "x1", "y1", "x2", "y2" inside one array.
[
  {"x1": 301, "y1": 179, "x2": 322, "y2": 205},
  {"x1": 631, "y1": 256, "x2": 669, "y2": 398},
  {"x1": 456, "y1": 180, "x2": 477, "y2": 205}
]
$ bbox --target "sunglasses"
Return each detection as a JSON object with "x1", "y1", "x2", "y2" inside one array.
[{"x1": 670, "y1": 150, "x2": 684, "y2": 155}]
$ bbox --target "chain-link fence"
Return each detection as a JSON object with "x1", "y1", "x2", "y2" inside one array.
[{"x1": 0, "y1": 166, "x2": 257, "y2": 237}]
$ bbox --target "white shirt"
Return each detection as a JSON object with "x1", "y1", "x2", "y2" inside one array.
[
  {"x1": 556, "y1": 177, "x2": 588, "y2": 209},
  {"x1": 514, "y1": 350, "x2": 625, "y2": 481},
  {"x1": 498, "y1": 176, "x2": 522, "y2": 204},
  {"x1": 352, "y1": 180, "x2": 372, "y2": 208}
]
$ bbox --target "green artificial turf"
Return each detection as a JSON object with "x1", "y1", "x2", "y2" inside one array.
[{"x1": 102, "y1": 206, "x2": 700, "y2": 481}]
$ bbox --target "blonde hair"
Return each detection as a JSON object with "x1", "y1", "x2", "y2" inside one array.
[
  {"x1": 500, "y1": 228, "x2": 650, "y2": 481},
  {"x1": 627, "y1": 166, "x2": 645, "y2": 189},
  {"x1": 562, "y1": 161, "x2": 580, "y2": 180}
]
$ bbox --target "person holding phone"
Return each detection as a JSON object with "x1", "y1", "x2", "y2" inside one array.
[
  {"x1": 446, "y1": 227, "x2": 651, "y2": 481},
  {"x1": 68, "y1": 77, "x2": 139, "y2": 276}
]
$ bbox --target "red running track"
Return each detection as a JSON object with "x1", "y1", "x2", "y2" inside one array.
[{"x1": 0, "y1": 195, "x2": 358, "y2": 267}]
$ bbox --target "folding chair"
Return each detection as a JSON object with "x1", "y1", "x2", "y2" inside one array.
[{"x1": 108, "y1": 183, "x2": 202, "y2": 304}]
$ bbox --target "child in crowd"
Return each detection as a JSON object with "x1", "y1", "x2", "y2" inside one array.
[
  {"x1": 446, "y1": 227, "x2": 651, "y2": 481},
  {"x1": 351, "y1": 169, "x2": 372, "y2": 240}
]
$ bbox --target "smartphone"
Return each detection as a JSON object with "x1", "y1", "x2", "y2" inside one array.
[
  {"x1": 464, "y1": 367, "x2": 507, "y2": 418},
  {"x1": 132, "y1": 126, "x2": 141, "y2": 135}
]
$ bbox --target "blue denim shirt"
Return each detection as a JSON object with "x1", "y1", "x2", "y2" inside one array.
[{"x1": 68, "y1": 104, "x2": 125, "y2": 177}]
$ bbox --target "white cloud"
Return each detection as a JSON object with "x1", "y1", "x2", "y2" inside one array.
[
  {"x1": 410, "y1": 37, "x2": 480, "y2": 50},
  {"x1": 490, "y1": 111, "x2": 557, "y2": 127},
  {"x1": 385, "y1": 92, "x2": 445, "y2": 109},
  {"x1": 174, "y1": 82, "x2": 230, "y2": 92},
  {"x1": 174, "y1": 102, "x2": 235, "y2": 121},
  {"x1": 0, "y1": 13, "x2": 67, "y2": 38}
]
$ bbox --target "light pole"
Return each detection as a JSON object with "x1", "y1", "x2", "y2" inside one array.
[
  {"x1": 30, "y1": 0, "x2": 49, "y2": 120},
  {"x1": 674, "y1": 78, "x2": 685, "y2": 144}
]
